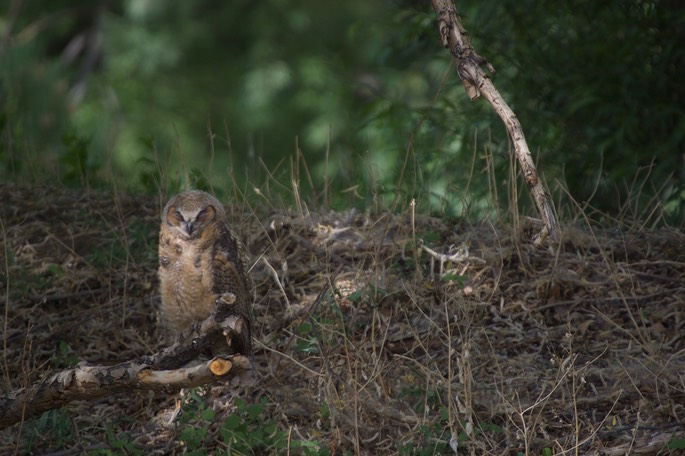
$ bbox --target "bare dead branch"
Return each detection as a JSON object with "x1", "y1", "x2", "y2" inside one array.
[
  {"x1": 431, "y1": 0, "x2": 559, "y2": 242},
  {"x1": 0, "y1": 310, "x2": 253, "y2": 430}
]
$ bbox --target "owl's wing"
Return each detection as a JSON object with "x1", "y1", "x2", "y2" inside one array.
[{"x1": 211, "y1": 222, "x2": 253, "y2": 355}]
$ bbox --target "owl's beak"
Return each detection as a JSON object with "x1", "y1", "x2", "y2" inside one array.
[{"x1": 182, "y1": 221, "x2": 195, "y2": 236}]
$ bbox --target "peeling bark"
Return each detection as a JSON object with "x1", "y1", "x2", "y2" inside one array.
[
  {"x1": 431, "y1": 0, "x2": 559, "y2": 242},
  {"x1": 0, "y1": 314, "x2": 253, "y2": 430}
]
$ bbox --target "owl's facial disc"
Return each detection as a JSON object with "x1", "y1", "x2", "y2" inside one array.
[{"x1": 167, "y1": 205, "x2": 215, "y2": 238}]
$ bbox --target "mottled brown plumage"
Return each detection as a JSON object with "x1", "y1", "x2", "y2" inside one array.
[{"x1": 158, "y1": 190, "x2": 252, "y2": 355}]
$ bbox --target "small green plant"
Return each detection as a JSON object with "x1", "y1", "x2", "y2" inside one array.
[
  {"x1": 398, "y1": 420, "x2": 449, "y2": 455},
  {"x1": 399, "y1": 383, "x2": 443, "y2": 415},
  {"x1": 397, "y1": 396, "x2": 505, "y2": 455},
  {"x1": 180, "y1": 424, "x2": 210, "y2": 453},
  {"x1": 218, "y1": 396, "x2": 328, "y2": 454},
  {"x1": 52, "y1": 341, "x2": 80, "y2": 369},
  {"x1": 669, "y1": 435, "x2": 685, "y2": 450},
  {"x1": 348, "y1": 285, "x2": 387, "y2": 308},
  {"x1": 101, "y1": 425, "x2": 141, "y2": 455},
  {"x1": 295, "y1": 321, "x2": 320, "y2": 355},
  {"x1": 219, "y1": 397, "x2": 284, "y2": 453},
  {"x1": 85, "y1": 218, "x2": 156, "y2": 268},
  {"x1": 421, "y1": 230, "x2": 442, "y2": 244},
  {"x1": 175, "y1": 388, "x2": 214, "y2": 452},
  {"x1": 4, "y1": 250, "x2": 65, "y2": 300},
  {"x1": 440, "y1": 272, "x2": 467, "y2": 288},
  {"x1": 25, "y1": 409, "x2": 74, "y2": 452},
  {"x1": 60, "y1": 129, "x2": 98, "y2": 186},
  {"x1": 176, "y1": 391, "x2": 329, "y2": 455}
]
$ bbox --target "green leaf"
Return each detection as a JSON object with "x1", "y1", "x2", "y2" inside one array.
[
  {"x1": 441, "y1": 273, "x2": 466, "y2": 287},
  {"x1": 296, "y1": 321, "x2": 313, "y2": 335},
  {"x1": 201, "y1": 407, "x2": 216, "y2": 421},
  {"x1": 223, "y1": 413, "x2": 243, "y2": 431},
  {"x1": 669, "y1": 436, "x2": 685, "y2": 449}
]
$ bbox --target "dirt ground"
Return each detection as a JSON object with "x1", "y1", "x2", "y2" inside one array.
[{"x1": 1, "y1": 183, "x2": 684, "y2": 455}]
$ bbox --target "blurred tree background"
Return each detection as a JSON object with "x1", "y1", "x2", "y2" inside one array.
[{"x1": 1, "y1": 0, "x2": 683, "y2": 223}]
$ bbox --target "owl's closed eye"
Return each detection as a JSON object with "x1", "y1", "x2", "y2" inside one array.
[{"x1": 166, "y1": 204, "x2": 217, "y2": 237}]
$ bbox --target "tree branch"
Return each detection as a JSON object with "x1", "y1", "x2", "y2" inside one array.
[
  {"x1": 0, "y1": 301, "x2": 253, "y2": 430},
  {"x1": 431, "y1": 0, "x2": 559, "y2": 242}
]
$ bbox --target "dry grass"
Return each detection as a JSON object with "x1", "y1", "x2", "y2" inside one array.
[{"x1": 1, "y1": 181, "x2": 684, "y2": 455}]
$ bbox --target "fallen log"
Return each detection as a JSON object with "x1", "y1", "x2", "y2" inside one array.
[{"x1": 0, "y1": 307, "x2": 252, "y2": 430}]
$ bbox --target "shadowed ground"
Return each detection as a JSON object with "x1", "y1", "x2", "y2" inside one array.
[{"x1": 1, "y1": 183, "x2": 683, "y2": 454}]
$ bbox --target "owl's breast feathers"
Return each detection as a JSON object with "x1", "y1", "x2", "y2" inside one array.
[
  {"x1": 159, "y1": 227, "x2": 214, "y2": 326},
  {"x1": 159, "y1": 218, "x2": 252, "y2": 354}
]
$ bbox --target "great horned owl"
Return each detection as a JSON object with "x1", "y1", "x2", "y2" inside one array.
[{"x1": 158, "y1": 189, "x2": 252, "y2": 356}]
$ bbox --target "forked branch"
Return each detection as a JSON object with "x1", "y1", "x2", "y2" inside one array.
[{"x1": 0, "y1": 310, "x2": 253, "y2": 430}]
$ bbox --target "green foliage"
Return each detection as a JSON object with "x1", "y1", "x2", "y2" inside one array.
[
  {"x1": 398, "y1": 414, "x2": 506, "y2": 455},
  {"x1": 1, "y1": 0, "x2": 682, "y2": 223},
  {"x1": 82, "y1": 216, "x2": 157, "y2": 268},
  {"x1": 176, "y1": 388, "x2": 214, "y2": 452},
  {"x1": 23, "y1": 392, "x2": 328, "y2": 454},
  {"x1": 60, "y1": 129, "x2": 97, "y2": 186},
  {"x1": 52, "y1": 340, "x2": 79, "y2": 368},
  {"x1": 219, "y1": 398, "x2": 282, "y2": 454},
  {"x1": 669, "y1": 435, "x2": 685, "y2": 450},
  {"x1": 25, "y1": 409, "x2": 74, "y2": 452},
  {"x1": 102, "y1": 425, "x2": 141, "y2": 455},
  {"x1": 295, "y1": 321, "x2": 320, "y2": 355},
  {"x1": 397, "y1": 380, "x2": 506, "y2": 454},
  {"x1": 466, "y1": 1, "x2": 685, "y2": 221},
  {"x1": 398, "y1": 420, "x2": 450, "y2": 455},
  {"x1": 176, "y1": 390, "x2": 328, "y2": 455},
  {"x1": 3, "y1": 249, "x2": 61, "y2": 300},
  {"x1": 348, "y1": 285, "x2": 387, "y2": 308},
  {"x1": 440, "y1": 273, "x2": 466, "y2": 288}
]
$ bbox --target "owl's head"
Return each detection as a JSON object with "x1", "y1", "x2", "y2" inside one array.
[{"x1": 162, "y1": 190, "x2": 227, "y2": 239}]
